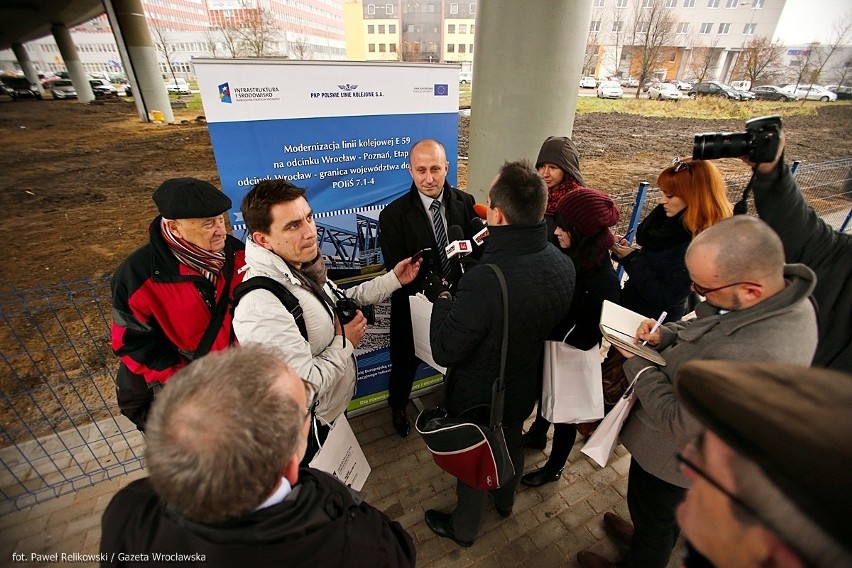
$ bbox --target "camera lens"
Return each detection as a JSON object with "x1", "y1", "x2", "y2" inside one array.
[{"x1": 692, "y1": 132, "x2": 750, "y2": 160}]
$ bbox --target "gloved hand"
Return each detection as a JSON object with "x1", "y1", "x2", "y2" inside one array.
[{"x1": 422, "y1": 272, "x2": 451, "y2": 303}]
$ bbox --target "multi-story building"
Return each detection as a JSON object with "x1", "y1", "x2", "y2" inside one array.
[
  {"x1": 585, "y1": 0, "x2": 787, "y2": 83},
  {"x1": 343, "y1": 0, "x2": 476, "y2": 69}
]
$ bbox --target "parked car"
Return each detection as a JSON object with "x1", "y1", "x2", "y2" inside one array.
[
  {"x1": 737, "y1": 89, "x2": 756, "y2": 100},
  {"x1": 730, "y1": 80, "x2": 752, "y2": 92},
  {"x1": 688, "y1": 81, "x2": 742, "y2": 100},
  {"x1": 580, "y1": 76, "x2": 597, "y2": 89},
  {"x1": 459, "y1": 71, "x2": 472, "y2": 84},
  {"x1": 751, "y1": 85, "x2": 798, "y2": 101},
  {"x1": 648, "y1": 82, "x2": 682, "y2": 101},
  {"x1": 165, "y1": 78, "x2": 191, "y2": 94},
  {"x1": 89, "y1": 79, "x2": 118, "y2": 98},
  {"x1": 782, "y1": 84, "x2": 837, "y2": 102},
  {"x1": 0, "y1": 76, "x2": 42, "y2": 100},
  {"x1": 50, "y1": 80, "x2": 77, "y2": 100},
  {"x1": 620, "y1": 77, "x2": 640, "y2": 88},
  {"x1": 596, "y1": 80, "x2": 623, "y2": 99},
  {"x1": 826, "y1": 85, "x2": 852, "y2": 100},
  {"x1": 124, "y1": 83, "x2": 132, "y2": 96},
  {"x1": 671, "y1": 79, "x2": 692, "y2": 91}
]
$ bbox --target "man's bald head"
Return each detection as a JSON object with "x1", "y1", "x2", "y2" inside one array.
[{"x1": 688, "y1": 216, "x2": 785, "y2": 283}]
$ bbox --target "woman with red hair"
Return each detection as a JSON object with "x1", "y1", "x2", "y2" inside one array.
[{"x1": 611, "y1": 158, "x2": 732, "y2": 322}]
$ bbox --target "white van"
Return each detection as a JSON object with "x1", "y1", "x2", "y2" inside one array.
[
  {"x1": 730, "y1": 80, "x2": 751, "y2": 92},
  {"x1": 165, "y1": 78, "x2": 190, "y2": 95}
]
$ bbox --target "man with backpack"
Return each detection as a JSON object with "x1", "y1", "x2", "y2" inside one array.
[{"x1": 232, "y1": 180, "x2": 421, "y2": 460}]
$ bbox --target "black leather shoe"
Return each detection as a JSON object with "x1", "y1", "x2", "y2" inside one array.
[
  {"x1": 521, "y1": 431, "x2": 547, "y2": 450},
  {"x1": 424, "y1": 509, "x2": 473, "y2": 547},
  {"x1": 520, "y1": 466, "x2": 563, "y2": 487},
  {"x1": 495, "y1": 504, "x2": 512, "y2": 518},
  {"x1": 391, "y1": 408, "x2": 410, "y2": 438}
]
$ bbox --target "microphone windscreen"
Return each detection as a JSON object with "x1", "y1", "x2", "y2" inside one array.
[
  {"x1": 473, "y1": 203, "x2": 489, "y2": 219},
  {"x1": 470, "y1": 217, "x2": 486, "y2": 231},
  {"x1": 448, "y1": 225, "x2": 465, "y2": 242}
]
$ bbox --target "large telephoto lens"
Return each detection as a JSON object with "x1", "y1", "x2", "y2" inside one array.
[{"x1": 692, "y1": 132, "x2": 750, "y2": 160}]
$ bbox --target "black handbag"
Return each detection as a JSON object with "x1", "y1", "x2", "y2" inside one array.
[{"x1": 415, "y1": 264, "x2": 515, "y2": 490}]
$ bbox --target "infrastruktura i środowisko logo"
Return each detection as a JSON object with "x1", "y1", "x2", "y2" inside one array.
[{"x1": 217, "y1": 81, "x2": 281, "y2": 103}]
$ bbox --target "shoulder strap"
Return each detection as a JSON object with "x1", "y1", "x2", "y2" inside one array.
[
  {"x1": 232, "y1": 276, "x2": 309, "y2": 341},
  {"x1": 482, "y1": 264, "x2": 509, "y2": 429},
  {"x1": 193, "y1": 248, "x2": 235, "y2": 359}
]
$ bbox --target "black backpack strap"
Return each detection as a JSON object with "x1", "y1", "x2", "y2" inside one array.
[{"x1": 232, "y1": 276, "x2": 309, "y2": 341}]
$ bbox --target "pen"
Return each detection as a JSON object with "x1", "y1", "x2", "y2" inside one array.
[{"x1": 641, "y1": 310, "x2": 667, "y2": 346}]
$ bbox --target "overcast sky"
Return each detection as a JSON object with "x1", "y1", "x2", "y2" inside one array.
[{"x1": 773, "y1": 0, "x2": 852, "y2": 45}]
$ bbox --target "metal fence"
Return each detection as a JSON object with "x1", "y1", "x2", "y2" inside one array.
[{"x1": 1, "y1": 158, "x2": 850, "y2": 514}]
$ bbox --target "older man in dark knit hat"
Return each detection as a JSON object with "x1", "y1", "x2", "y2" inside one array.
[
  {"x1": 675, "y1": 360, "x2": 852, "y2": 568},
  {"x1": 110, "y1": 178, "x2": 246, "y2": 431}
]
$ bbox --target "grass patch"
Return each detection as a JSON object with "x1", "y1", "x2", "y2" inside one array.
[{"x1": 575, "y1": 95, "x2": 849, "y2": 120}]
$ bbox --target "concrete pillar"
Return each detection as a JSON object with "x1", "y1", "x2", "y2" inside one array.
[
  {"x1": 466, "y1": 0, "x2": 593, "y2": 203},
  {"x1": 104, "y1": 0, "x2": 175, "y2": 123},
  {"x1": 11, "y1": 43, "x2": 46, "y2": 97},
  {"x1": 51, "y1": 24, "x2": 96, "y2": 103}
]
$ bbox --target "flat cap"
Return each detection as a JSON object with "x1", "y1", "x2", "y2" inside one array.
[
  {"x1": 153, "y1": 178, "x2": 231, "y2": 219},
  {"x1": 676, "y1": 360, "x2": 852, "y2": 550}
]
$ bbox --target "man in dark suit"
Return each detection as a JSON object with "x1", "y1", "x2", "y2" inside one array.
[{"x1": 379, "y1": 139, "x2": 480, "y2": 437}]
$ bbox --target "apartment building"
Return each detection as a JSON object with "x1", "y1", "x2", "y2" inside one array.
[
  {"x1": 344, "y1": 0, "x2": 476, "y2": 69},
  {"x1": 586, "y1": 0, "x2": 787, "y2": 82}
]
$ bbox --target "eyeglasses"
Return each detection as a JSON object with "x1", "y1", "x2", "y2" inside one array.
[
  {"x1": 691, "y1": 280, "x2": 762, "y2": 295},
  {"x1": 677, "y1": 437, "x2": 760, "y2": 521},
  {"x1": 671, "y1": 156, "x2": 690, "y2": 173}
]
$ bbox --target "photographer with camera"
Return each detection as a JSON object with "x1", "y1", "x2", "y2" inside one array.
[
  {"x1": 233, "y1": 180, "x2": 422, "y2": 458},
  {"x1": 715, "y1": 118, "x2": 850, "y2": 372}
]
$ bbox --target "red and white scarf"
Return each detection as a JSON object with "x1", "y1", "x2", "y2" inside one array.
[{"x1": 160, "y1": 218, "x2": 226, "y2": 285}]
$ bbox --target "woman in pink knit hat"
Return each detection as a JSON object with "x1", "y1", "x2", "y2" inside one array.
[{"x1": 521, "y1": 187, "x2": 622, "y2": 486}]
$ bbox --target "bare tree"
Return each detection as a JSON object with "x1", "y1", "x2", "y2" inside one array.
[
  {"x1": 288, "y1": 30, "x2": 312, "y2": 60},
  {"x1": 623, "y1": 0, "x2": 679, "y2": 97},
  {"x1": 235, "y1": 8, "x2": 279, "y2": 58},
  {"x1": 399, "y1": 41, "x2": 420, "y2": 62},
  {"x1": 686, "y1": 35, "x2": 721, "y2": 84},
  {"x1": 218, "y1": 22, "x2": 242, "y2": 58},
  {"x1": 732, "y1": 36, "x2": 785, "y2": 87},
  {"x1": 149, "y1": 18, "x2": 179, "y2": 94},
  {"x1": 788, "y1": 43, "x2": 818, "y2": 88},
  {"x1": 583, "y1": 33, "x2": 601, "y2": 77},
  {"x1": 202, "y1": 28, "x2": 221, "y2": 58}
]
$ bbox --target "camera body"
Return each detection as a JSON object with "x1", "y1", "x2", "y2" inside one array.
[
  {"x1": 334, "y1": 297, "x2": 375, "y2": 325},
  {"x1": 692, "y1": 115, "x2": 782, "y2": 163}
]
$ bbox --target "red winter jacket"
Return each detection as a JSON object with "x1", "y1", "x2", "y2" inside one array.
[{"x1": 110, "y1": 217, "x2": 246, "y2": 385}]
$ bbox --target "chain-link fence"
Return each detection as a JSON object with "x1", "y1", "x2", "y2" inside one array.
[{"x1": 1, "y1": 158, "x2": 850, "y2": 513}]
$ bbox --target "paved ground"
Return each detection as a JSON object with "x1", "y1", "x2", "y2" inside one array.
[{"x1": 0, "y1": 393, "x2": 684, "y2": 568}]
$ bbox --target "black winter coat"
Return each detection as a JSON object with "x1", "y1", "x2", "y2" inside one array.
[
  {"x1": 100, "y1": 471, "x2": 415, "y2": 568},
  {"x1": 551, "y1": 256, "x2": 621, "y2": 349},
  {"x1": 429, "y1": 222, "x2": 575, "y2": 423}
]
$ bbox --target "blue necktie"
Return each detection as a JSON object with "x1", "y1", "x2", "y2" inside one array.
[{"x1": 430, "y1": 200, "x2": 451, "y2": 277}]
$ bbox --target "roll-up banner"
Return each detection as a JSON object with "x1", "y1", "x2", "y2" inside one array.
[{"x1": 194, "y1": 59, "x2": 459, "y2": 412}]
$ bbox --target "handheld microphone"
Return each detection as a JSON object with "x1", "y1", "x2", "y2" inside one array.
[
  {"x1": 445, "y1": 225, "x2": 473, "y2": 261},
  {"x1": 469, "y1": 217, "x2": 489, "y2": 246}
]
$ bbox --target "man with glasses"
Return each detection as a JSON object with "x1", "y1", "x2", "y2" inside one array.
[
  {"x1": 578, "y1": 215, "x2": 818, "y2": 568},
  {"x1": 100, "y1": 345, "x2": 417, "y2": 567},
  {"x1": 674, "y1": 359, "x2": 852, "y2": 568}
]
